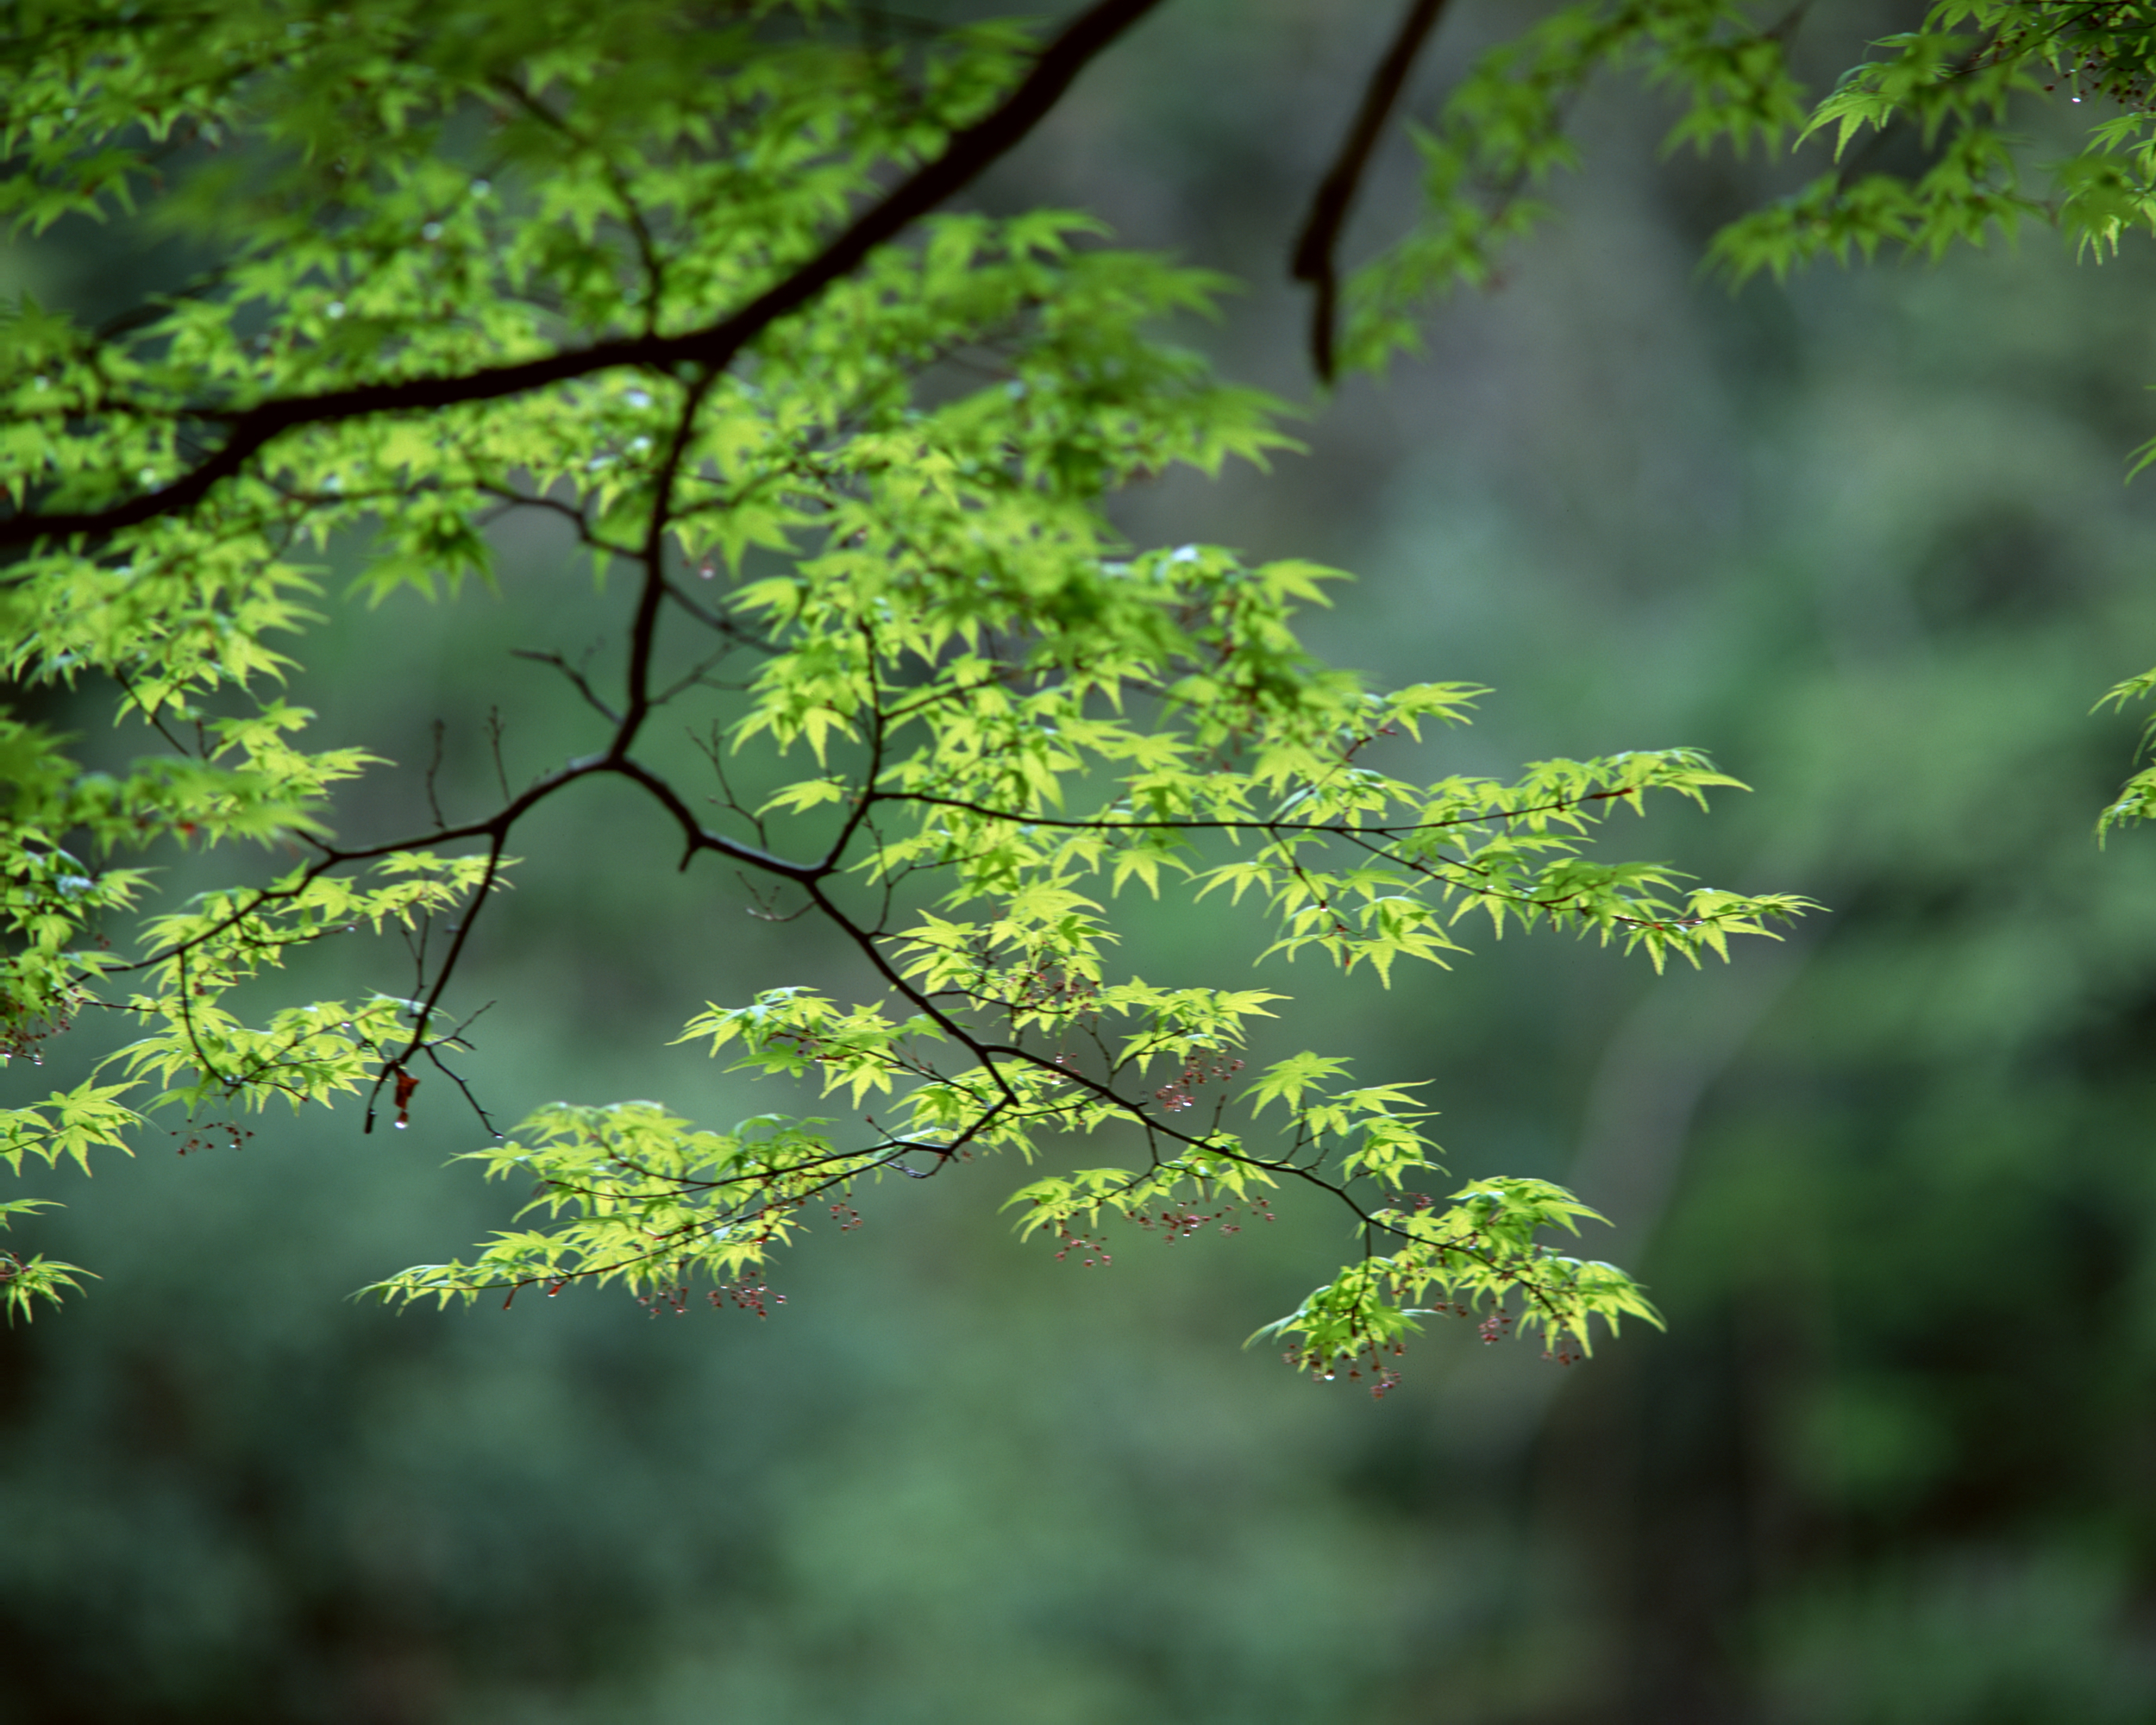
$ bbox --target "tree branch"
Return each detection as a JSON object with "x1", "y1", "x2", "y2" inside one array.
[
  {"x1": 0, "y1": 0, "x2": 1171, "y2": 549},
  {"x1": 1289, "y1": 0, "x2": 1454, "y2": 383}
]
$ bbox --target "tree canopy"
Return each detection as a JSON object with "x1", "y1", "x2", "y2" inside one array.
[{"x1": 2, "y1": 0, "x2": 2150, "y2": 1385}]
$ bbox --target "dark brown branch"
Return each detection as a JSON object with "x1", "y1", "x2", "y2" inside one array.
[
  {"x1": 421, "y1": 1037, "x2": 503, "y2": 1138},
  {"x1": 90, "y1": 748, "x2": 810, "y2": 988},
  {"x1": 883, "y1": 784, "x2": 1641, "y2": 833},
  {"x1": 367, "y1": 833, "x2": 505, "y2": 1133},
  {"x1": 815, "y1": 622, "x2": 888, "y2": 875},
  {"x1": 476, "y1": 483, "x2": 640, "y2": 560},
  {"x1": 0, "y1": 0, "x2": 1170, "y2": 549},
  {"x1": 1289, "y1": 0, "x2": 1454, "y2": 382},
  {"x1": 511, "y1": 649, "x2": 621, "y2": 724},
  {"x1": 617, "y1": 373, "x2": 719, "y2": 752},
  {"x1": 650, "y1": 644, "x2": 747, "y2": 707}
]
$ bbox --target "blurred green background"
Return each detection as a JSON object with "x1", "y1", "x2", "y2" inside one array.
[{"x1": 7, "y1": 2, "x2": 2156, "y2": 1719}]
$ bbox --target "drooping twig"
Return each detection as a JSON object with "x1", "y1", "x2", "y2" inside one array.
[{"x1": 1290, "y1": 0, "x2": 1454, "y2": 382}]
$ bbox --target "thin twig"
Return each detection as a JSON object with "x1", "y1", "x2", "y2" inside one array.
[{"x1": 511, "y1": 649, "x2": 623, "y2": 724}]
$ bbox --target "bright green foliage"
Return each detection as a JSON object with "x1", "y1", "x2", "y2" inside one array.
[
  {"x1": 1334, "y1": 2, "x2": 2156, "y2": 393},
  {"x1": 0, "y1": 1196, "x2": 91, "y2": 1321},
  {"x1": 1336, "y1": 0, "x2": 1808, "y2": 376},
  {"x1": 2096, "y1": 665, "x2": 2156, "y2": 838},
  {"x1": 1327, "y1": 1, "x2": 2156, "y2": 849},
  {"x1": 0, "y1": 0, "x2": 1826, "y2": 1385},
  {"x1": 1694, "y1": 5, "x2": 2156, "y2": 832},
  {"x1": 1708, "y1": 5, "x2": 2156, "y2": 281}
]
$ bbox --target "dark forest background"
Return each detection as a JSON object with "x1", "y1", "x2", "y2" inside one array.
[{"x1": 4, "y1": 2, "x2": 2156, "y2": 1719}]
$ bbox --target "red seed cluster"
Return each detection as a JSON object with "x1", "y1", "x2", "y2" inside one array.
[{"x1": 172, "y1": 1120, "x2": 254, "y2": 1156}]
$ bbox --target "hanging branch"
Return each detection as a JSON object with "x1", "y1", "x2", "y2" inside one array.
[{"x1": 1289, "y1": 0, "x2": 1454, "y2": 383}]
